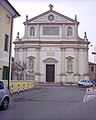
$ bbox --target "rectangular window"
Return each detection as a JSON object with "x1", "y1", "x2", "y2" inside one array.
[
  {"x1": 6, "y1": 15, "x2": 10, "y2": 24},
  {"x1": 91, "y1": 66, "x2": 94, "y2": 72},
  {"x1": 4, "y1": 34, "x2": 9, "y2": 51},
  {"x1": 2, "y1": 66, "x2": 9, "y2": 80},
  {"x1": 43, "y1": 27, "x2": 59, "y2": 35}
]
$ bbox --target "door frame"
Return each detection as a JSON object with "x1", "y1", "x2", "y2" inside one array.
[{"x1": 45, "y1": 63, "x2": 56, "y2": 83}]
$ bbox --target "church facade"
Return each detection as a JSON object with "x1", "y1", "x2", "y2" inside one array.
[{"x1": 14, "y1": 6, "x2": 90, "y2": 83}]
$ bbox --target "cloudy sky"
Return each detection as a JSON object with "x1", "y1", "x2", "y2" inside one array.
[{"x1": 9, "y1": 0, "x2": 96, "y2": 62}]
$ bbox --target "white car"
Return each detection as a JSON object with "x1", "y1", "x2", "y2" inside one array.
[
  {"x1": 78, "y1": 80, "x2": 93, "y2": 87},
  {"x1": 0, "y1": 80, "x2": 10, "y2": 110}
]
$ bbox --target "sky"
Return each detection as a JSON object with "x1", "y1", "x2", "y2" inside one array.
[{"x1": 9, "y1": 0, "x2": 96, "y2": 62}]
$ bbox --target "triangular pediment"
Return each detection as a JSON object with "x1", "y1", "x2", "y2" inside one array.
[{"x1": 24, "y1": 10, "x2": 79, "y2": 25}]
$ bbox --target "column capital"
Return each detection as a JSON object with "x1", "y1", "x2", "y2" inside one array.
[
  {"x1": 60, "y1": 46, "x2": 66, "y2": 50},
  {"x1": 35, "y1": 46, "x2": 41, "y2": 50}
]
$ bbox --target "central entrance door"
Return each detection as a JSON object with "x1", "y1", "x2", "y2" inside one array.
[{"x1": 46, "y1": 64, "x2": 55, "y2": 82}]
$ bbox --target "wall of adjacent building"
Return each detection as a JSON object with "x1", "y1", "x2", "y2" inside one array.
[{"x1": 0, "y1": 3, "x2": 11, "y2": 79}]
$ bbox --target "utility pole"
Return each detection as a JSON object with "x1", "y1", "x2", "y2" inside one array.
[
  {"x1": 91, "y1": 45, "x2": 96, "y2": 80},
  {"x1": 92, "y1": 52, "x2": 96, "y2": 79}
]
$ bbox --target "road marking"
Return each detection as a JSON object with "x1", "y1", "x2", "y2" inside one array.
[{"x1": 83, "y1": 90, "x2": 96, "y2": 102}]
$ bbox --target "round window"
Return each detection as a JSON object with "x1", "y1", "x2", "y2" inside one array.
[{"x1": 48, "y1": 14, "x2": 54, "y2": 21}]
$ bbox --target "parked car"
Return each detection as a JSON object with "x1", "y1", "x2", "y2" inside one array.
[
  {"x1": 0, "y1": 80, "x2": 9, "y2": 110},
  {"x1": 91, "y1": 80, "x2": 96, "y2": 84},
  {"x1": 91, "y1": 80, "x2": 96, "y2": 87},
  {"x1": 78, "y1": 80, "x2": 93, "y2": 87}
]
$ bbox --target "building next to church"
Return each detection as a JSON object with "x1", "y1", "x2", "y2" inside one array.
[
  {"x1": 14, "y1": 5, "x2": 90, "y2": 83},
  {"x1": 0, "y1": 0, "x2": 20, "y2": 80}
]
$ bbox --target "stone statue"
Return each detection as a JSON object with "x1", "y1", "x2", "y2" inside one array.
[
  {"x1": 49, "y1": 4, "x2": 53, "y2": 10},
  {"x1": 28, "y1": 57, "x2": 34, "y2": 72},
  {"x1": 67, "y1": 57, "x2": 73, "y2": 73}
]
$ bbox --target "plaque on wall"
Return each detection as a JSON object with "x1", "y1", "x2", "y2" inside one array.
[{"x1": 43, "y1": 27, "x2": 59, "y2": 35}]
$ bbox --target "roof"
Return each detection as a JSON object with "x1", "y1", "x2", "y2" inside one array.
[
  {"x1": 24, "y1": 9, "x2": 79, "y2": 25},
  {"x1": 0, "y1": 0, "x2": 20, "y2": 17}
]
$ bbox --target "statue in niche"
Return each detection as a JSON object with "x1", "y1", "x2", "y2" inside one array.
[
  {"x1": 67, "y1": 27, "x2": 72, "y2": 36},
  {"x1": 30, "y1": 27, "x2": 35, "y2": 36},
  {"x1": 67, "y1": 57, "x2": 73, "y2": 73},
  {"x1": 28, "y1": 57, "x2": 34, "y2": 72}
]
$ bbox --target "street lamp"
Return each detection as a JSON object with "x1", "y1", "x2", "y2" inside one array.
[{"x1": 91, "y1": 45, "x2": 96, "y2": 79}]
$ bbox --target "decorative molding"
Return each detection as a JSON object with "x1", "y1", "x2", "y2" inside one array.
[
  {"x1": 66, "y1": 71, "x2": 74, "y2": 74},
  {"x1": 74, "y1": 73, "x2": 80, "y2": 76},
  {"x1": 35, "y1": 72, "x2": 41, "y2": 75},
  {"x1": 14, "y1": 40, "x2": 90, "y2": 45},
  {"x1": 66, "y1": 56, "x2": 74, "y2": 59},
  {"x1": 43, "y1": 57, "x2": 58, "y2": 62},
  {"x1": 27, "y1": 70, "x2": 34, "y2": 74},
  {"x1": 83, "y1": 73, "x2": 90, "y2": 76},
  {"x1": 59, "y1": 73, "x2": 67, "y2": 76}
]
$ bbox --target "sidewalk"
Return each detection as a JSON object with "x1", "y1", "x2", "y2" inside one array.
[{"x1": 37, "y1": 82, "x2": 77, "y2": 87}]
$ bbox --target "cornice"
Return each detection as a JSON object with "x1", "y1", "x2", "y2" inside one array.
[
  {"x1": 0, "y1": 0, "x2": 20, "y2": 17},
  {"x1": 13, "y1": 40, "x2": 90, "y2": 45}
]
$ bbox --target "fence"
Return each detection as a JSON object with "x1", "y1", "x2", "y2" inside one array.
[{"x1": 5, "y1": 80, "x2": 36, "y2": 94}]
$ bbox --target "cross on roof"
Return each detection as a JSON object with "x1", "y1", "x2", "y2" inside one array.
[{"x1": 49, "y1": 4, "x2": 53, "y2": 10}]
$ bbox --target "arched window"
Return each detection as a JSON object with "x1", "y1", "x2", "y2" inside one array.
[
  {"x1": 67, "y1": 27, "x2": 72, "y2": 36},
  {"x1": 30, "y1": 27, "x2": 35, "y2": 36}
]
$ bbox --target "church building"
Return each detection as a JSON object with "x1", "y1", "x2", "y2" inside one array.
[{"x1": 14, "y1": 5, "x2": 90, "y2": 83}]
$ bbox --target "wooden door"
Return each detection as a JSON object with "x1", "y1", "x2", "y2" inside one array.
[{"x1": 46, "y1": 64, "x2": 55, "y2": 82}]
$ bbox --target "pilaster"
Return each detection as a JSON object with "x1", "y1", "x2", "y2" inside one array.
[
  {"x1": 24, "y1": 24, "x2": 28, "y2": 38},
  {"x1": 23, "y1": 48, "x2": 27, "y2": 80},
  {"x1": 74, "y1": 48, "x2": 78, "y2": 73},
  {"x1": 84, "y1": 48, "x2": 89, "y2": 74},
  {"x1": 37, "y1": 24, "x2": 40, "y2": 39},
  {"x1": 60, "y1": 47, "x2": 66, "y2": 82},
  {"x1": 14, "y1": 48, "x2": 19, "y2": 62},
  {"x1": 23, "y1": 48, "x2": 27, "y2": 63},
  {"x1": 74, "y1": 24, "x2": 78, "y2": 39},
  {"x1": 62, "y1": 24, "x2": 65, "y2": 39},
  {"x1": 35, "y1": 46, "x2": 41, "y2": 82}
]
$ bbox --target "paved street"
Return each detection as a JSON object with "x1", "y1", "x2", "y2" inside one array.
[{"x1": 0, "y1": 84, "x2": 96, "y2": 120}]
